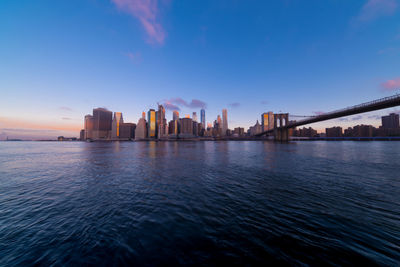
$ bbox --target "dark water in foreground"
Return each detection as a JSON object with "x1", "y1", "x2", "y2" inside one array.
[{"x1": 0, "y1": 141, "x2": 399, "y2": 266}]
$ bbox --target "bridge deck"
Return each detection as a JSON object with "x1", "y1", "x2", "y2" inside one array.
[{"x1": 256, "y1": 93, "x2": 400, "y2": 136}]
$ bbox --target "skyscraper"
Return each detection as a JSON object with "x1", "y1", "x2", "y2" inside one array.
[
  {"x1": 156, "y1": 104, "x2": 167, "y2": 138},
  {"x1": 261, "y1": 111, "x2": 274, "y2": 132},
  {"x1": 111, "y1": 112, "x2": 124, "y2": 139},
  {"x1": 135, "y1": 114, "x2": 147, "y2": 140},
  {"x1": 192, "y1": 112, "x2": 198, "y2": 122},
  {"x1": 179, "y1": 117, "x2": 194, "y2": 138},
  {"x1": 173, "y1": 110, "x2": 179, "y2": 121},
  {"x1": 222, "y1": 109, "x2": 228, "y2": 136},
  {"x1": 84, "y1": 114, "x2": 94, "y2": 140},
  {"x1": 147, "y1": 109, "x2": 156, "y2": 138},
  {"x1": 200, "y1": 109, "x2": 205, "y2": 128},
  {"x1": 93, "y1": 108, "x2": 112, "y2": 139}
]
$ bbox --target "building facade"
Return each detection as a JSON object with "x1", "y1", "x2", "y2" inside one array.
[
  {"x1": 93, "y1": 108, "x2": 112, "y2": 139},
  {"x1": 200, "y1": 109, "x2": 205, "y2": 129},
  {"x1": 147, "y1": 109, "x2": 156, "y2": 138},
  {"x1": 222, "y1": 109, "x2": 228, "y2": 136}
]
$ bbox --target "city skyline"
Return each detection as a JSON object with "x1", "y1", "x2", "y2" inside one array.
[{"x1": 1, "y1": 0, "x2": 400, "y2": 139}]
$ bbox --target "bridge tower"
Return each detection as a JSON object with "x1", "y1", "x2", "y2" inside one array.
[{"x1": 274, "y1": 113, "x2": 289, "y2": 142}]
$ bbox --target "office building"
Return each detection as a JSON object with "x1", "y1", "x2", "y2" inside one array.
[
  {"x1": 80, "y1": 129, "x2": 85, "y2": 140},
  {"x1": 120, "y1": 123, "x2": 136, "y2": 139},
  {"x1": 382, "y1": 113, "x2": 399, "y2": 129},
  {"x1": 156, "y1": 104, "x2": 167, "y2": 138},
  {"x1": 179, "y1": 117, "x2": 194, "y2": 138},
  {"x1": 262, "y1": 112, "x2": 274, "y2": 132},
  {"x1": 222, "y1": 109, "x2": 228, "y2": 135},
  {"x1": 93, "y1": 108, "x2": 112, "y2": 139},
  {"x1": 168, "y1": 119, "x2": 179, "y2": 137},
  {"x1": 233, "y1": 127, "x2": 245, "y2": 136},
  {"x1": 248, "y1": 120, "x2": 262, "y2": 136},
  {"x1": 326, "y1": 127, "x2": 342, "y2": 137},
  {"x1": 147, "y1": 109, "x2": 156, "y2": 138},
  {"x1": 111, "y1": 112, "x2": 124, "y2": 139},
  {"x1": 192, "y1": 112, "x2": 198, "y2": 122},
  {"x1": 84, "y1": 114, "x2": 94, "y2": 140},
  {"x1": 200, "y1": 109, "x2": 205, "y2": 129},
  {"x1": 173, "y1": 110, "x2": 179, "y2": 121},
  {"x1": 135, "y1": 115, "x2": 147, "y2": 140}
]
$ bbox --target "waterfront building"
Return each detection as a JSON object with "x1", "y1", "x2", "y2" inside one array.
[
  {"x1": 233, "y1": 127, "x2": 245, "y2": 136},
  {"x1": 381, "y1": 113, "x2": 400, "y2": 136},
  {"x1": 168, "y1": 119, "x2": 179, "y2": 137},
  {"x1": 84, "y1": 114, "x2": 94, "y2": 140},
  {"x1": 200, "y1": 109, "x2": 205, "y2": 128},
  {"x1": 173, "y1": 110, "x2": 179, "y2": 121},
  {"x1": 353, "y1": 125, "x2": 374, "y2": 137},
  {"x1": 135, "y1": 115, "x2": 147, "y2": 140},
  {"x1": 294, "y1": 127, "x2": 318, "y2": 137},
  {"x1": 147, "y1": 109, "x2": 156, "y2": 138},
  {"x1": 111, "y1": 112, "x2": 124, "y2": 139},
  {"x1": 193, "y1": 121, "x2": 198, "y2": 136},
  {"x1": 93, "y1": 108, "x2": 112, "y2": 139},
  {"x1": 249, "y1": 120, "x2": 262, "y2": 136},
  {"x1": 193, "y1": 112, "x2": 198, "y2": 122},
  {"x1": 179, "y1": 117, "x2": 194, "y2": 138},
  {"x1": 156, "y1": 104, "x2": 167, "y2": 138},
  {"x1": 262, "y1": 112, "x2": 274, "y2": 132},
  {"x1": 80, "y1": 130, "x2": 85, "y2": 140},
  {"x1": 382, "y1": 113, "x2": 399, "y2": 129},
  {"x1": 119, "y1": 123, "x2": 136, "y2": 140},
  {"x1": 222, "y1": 109, "x2": 228, "y2": 136},
  {"x1": 326, "y1": 127, "x2": 343, "y2": 137}
]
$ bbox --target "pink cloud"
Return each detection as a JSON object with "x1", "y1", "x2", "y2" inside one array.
[
  {"x1": 163, "y1": 98, "x2": 207, "y2": 109},
  {"x1": 112, "y1": 0, "x2": 166, "y2": 44},
  {"x1": 164, "y1": 101, "x2": 180, "y2": 111},
  {"x1": 381, "y1": 78, "x2": 400, "y2": 90},
  {"x1": 355, "y1": 0, "x2": 397, "y2": 22}
]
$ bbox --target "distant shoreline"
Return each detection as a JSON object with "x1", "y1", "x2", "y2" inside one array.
[{"x1": 2, "y1": 137, "x2": 400, "y2": 142}]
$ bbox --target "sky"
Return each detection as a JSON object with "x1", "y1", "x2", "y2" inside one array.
[{"x1": 1, "y1": 0, "x2": 400, "y2": 139}]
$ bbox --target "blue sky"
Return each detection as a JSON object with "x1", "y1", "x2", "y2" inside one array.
[{"x1": 1, "y1": 0, "x2": 400, "y2": 139}]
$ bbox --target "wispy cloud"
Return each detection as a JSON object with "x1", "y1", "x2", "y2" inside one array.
[
  {"x1": 112, "y1": 0, "x2": 166, "y2": 44},
  {"x1": 368, "y1": 115, "x2": 381, "y2": 120},
  {"x1": 125, "y1": 51, "x2": 142, "y2": 63},
  {"x1": 354, "y1": 0, "x2": 397, "y2": 22},
  {"x1": 228, "y1": 102, "x2": 240, "y2": 108},
  {"x1": 352, "y1": 115, "x2": 363, "y2": 121},
  {"x1": 62, "y1": 117, "x2": 72, "y2": 120},
  {"x1": 260, "y1": 100, "x2": 268, "y2": 105},
  {"x1": 381, "y1": 77, "x2": 400, "y2": 91},
  {"x1": 164, "y1": 101, "x2": 180, "y2": 111},
  {"x1": 163, "y1": 97, "x2": 207, "y2": 110},
  {"x1": 59, "y1": 106, "x2": 73, "y2": 112}
]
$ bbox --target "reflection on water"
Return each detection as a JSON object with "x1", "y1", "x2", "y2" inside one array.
[{"x1": 0, "y1": 141, "x2": 399, "y2": 265}]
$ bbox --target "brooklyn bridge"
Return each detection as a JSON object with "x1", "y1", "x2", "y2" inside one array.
[{"x1": 256, "y1": 93, "x2": 400, "y2": 141}]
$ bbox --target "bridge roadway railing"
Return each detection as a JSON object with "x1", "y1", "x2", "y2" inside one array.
[{"x1": 256, "y1": 93, "x2": 400, "y2": 136}]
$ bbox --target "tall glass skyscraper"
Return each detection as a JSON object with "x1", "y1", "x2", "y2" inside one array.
[
  {"x1": 222, "y1": 109, "x2": 228, "y2": 136},
  {"x1": 200, "y1": 109, "x2": 205, "y2": 128},
  {"x1": 111, "y1": 112, "x2": 124, "y2": 139},
  {"x1": 147, "y1": 109, "x2": 156, "y2": 138}
]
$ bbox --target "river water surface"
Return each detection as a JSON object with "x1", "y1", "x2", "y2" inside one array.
[{"x1": 0, "y1": 141, "x2": 399, "y2": 265}]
